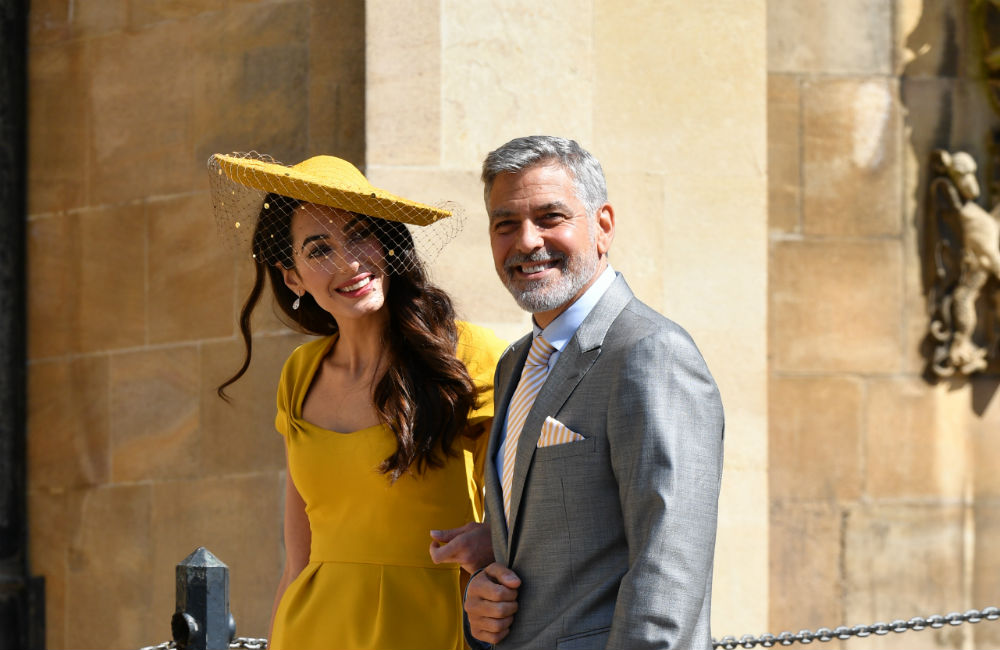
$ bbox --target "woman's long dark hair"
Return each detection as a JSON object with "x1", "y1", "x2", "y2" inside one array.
[{"x1": 218, "y1": 194, "x2": 483, "y2": 481}]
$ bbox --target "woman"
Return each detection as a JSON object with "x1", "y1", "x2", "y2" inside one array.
[{"x1": 210, "y1": 153, "x2": 504, "y2": 650}]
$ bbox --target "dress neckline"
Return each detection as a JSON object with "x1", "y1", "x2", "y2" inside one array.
[{"x1": 296, "y1": 333, "x2": 383, "y2": 435}]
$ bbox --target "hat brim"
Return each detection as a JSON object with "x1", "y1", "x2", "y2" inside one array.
[{"x1": 212, "y1": 154, "x2": 451, "y2": 227}]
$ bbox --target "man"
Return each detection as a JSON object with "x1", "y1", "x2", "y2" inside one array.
[{"x1": 437, "y1": 135, "x2": 724, "y2": 649}]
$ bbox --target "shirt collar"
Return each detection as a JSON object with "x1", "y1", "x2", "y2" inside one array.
[{"x1": 533, "y1": 264, "x2": 617, "y2": 350}]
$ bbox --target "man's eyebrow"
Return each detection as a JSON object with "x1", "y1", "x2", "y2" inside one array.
[
  {"x1": 489, "y1": 201, "x2": 573, "y2": 221},
  {"x1": 535, "y1": 201, "x2": 571, "y2": 213}
]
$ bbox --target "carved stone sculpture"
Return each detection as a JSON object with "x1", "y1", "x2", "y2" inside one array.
[{"x1": 926, "y1": 149, "x2": 1000, "y2": 377}]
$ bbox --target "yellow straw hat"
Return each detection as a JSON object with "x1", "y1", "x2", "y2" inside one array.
[
  {"x1": 210, "y1": 153, "x2": 451, "y2": 226},
  {"x1": 207, "y1": 151, "x2": 464, "y2": 273}
]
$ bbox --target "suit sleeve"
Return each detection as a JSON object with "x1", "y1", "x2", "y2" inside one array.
[{"x1": 605, "y1": 326, "x2": 725, "y2": 649}]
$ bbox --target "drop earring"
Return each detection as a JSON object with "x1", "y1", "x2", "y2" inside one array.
[{"x1": 292, "y1": 293, "x2": 301, "y2": 310}]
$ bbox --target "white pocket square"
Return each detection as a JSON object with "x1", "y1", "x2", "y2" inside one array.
[{"x1": 537, "y1": 416, "x2": 585, "y2": 448}]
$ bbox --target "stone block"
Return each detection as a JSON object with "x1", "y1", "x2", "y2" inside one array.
[
  {"x1": 151, "y1": 474, "x2": 284, "y2": 639},
  {"x1": 769, "y1": 501, "x2": 844, "y2": 640},
  {"x1": 594, "y1": 0, "x2": 765, "y2": 178},
  {"x1": 110, "y1": 346, "x2": 202, "y2": 482},
  {"x1": 768, "y1": 0, "x2": 893, "y2": 75},
  {"x1": 27, "y1": 206, "x2": 146, "y2": 359},
  {"x1": 865, "y1": 378, "x2": 968, "y2": 500},
  {"x1": 200, "y1": 335, "x2": 302, "y2": 476},
  {"x1": 27, "y1": 215, "x2": 77, "y2": 359},
  {"x1": 769, "y1": 74, "x2": 801, "y2": 234},
  {"x1": 802, "y1": 77, "x2": 902, "y2": 237},
  {"x1": 308, "y1": 0, "x2": 365, "y2": 164},
  {"x1": 440, "y1": 0, "x2": 594, "y2": 169},
  {"x1": 27, "y1": 41, "x2": 89, "y2": 215},
  {"x1": 127, "y1": 0, "x2": 226, "y2": 30},
  {"x1": 971, "y1": 382, "x2": 1000, "y2": 500},
  {"x1": 88, "y1": 23, "x2": 200, "y2": 205},
  {"x1": 770, "y1": 239, "x2": 904, "y2": 373},
  {"x1": 78, "y1": 205, "x2": 148, "y2": 352},
  {"x1": 30, "y1": 0, "x2": 128, "y2": 42},
  {"x1": 191, "y1": 3, "x2": 310, "y2": 164},
  {"x1": 65, "y1": 485, "x2": 155, "y2": 649},
  {"x1": 367, "y1": 0, "x2": 440, "y2": 166},
  {"x1": 972, "y1": 504, "x2": 1000, "y2": 649},
  {"x1": 844, "y1": 504, "x2": 966, "y2": 650},
  {"x1": 28, "y1": 0, "x2": 73, "y2": 44},
  {"x1": 770, "y1": 375, "x2": 864, "y2": 502},
  {"x1": 148, "y1": 193, "x2": 236, "y2": 344},
  {"x1": 28, "y1": 357, "x2": 110, "y2": 489}
]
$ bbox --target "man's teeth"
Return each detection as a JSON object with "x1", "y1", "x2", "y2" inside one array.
[
  {"x1": 522, "y1": 263, "x2": 549, "y2": 273},
  {"x1": 339, "y1": 276, "x2": 371, "y2": 292}
]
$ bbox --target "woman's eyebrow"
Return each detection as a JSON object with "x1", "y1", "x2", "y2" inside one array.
[{"x1": 300, "y1": 233, "x2": 329, "y2": 252}]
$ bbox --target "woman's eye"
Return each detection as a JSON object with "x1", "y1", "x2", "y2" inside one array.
[
  {"x1": 307, "y1": 244, "x2": 332, "y2": 258},
  {"x1": 347, "y1": 225, "x2": 375, "y2": 242}
]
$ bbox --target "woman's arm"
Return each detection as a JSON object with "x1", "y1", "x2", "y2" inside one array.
[{"x1": 268, "y1": 451, "x2": 311, "y2": 640}]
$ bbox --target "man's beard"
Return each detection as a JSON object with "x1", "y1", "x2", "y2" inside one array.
[{"x1": 501, "y1": 245, "x2": 599, "y2": 314}]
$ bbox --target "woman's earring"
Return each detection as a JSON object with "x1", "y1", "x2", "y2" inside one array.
[{"x1": 292, "y1": 293, "x2": 301, "y2": 310}]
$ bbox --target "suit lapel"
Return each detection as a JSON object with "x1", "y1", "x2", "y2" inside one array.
[{"x1": 505, "y1": 274, "x2": 636, "y2": 558}]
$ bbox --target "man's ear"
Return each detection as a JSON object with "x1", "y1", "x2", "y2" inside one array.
[
  {"x1": 281, "y1": 266, "x2": 303, "y2": 297},
  {"x1": 595, "y1": 203, "x2": 615, "y2": 257}
]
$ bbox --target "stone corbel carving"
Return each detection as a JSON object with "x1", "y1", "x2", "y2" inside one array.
[{"x1": 926, "y1": 149, "x2": 1000, "y2": 378}]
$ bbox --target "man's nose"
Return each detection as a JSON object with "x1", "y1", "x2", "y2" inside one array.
[{"x1": 514, "y1": 220, "x2": 543, "y2": 252}]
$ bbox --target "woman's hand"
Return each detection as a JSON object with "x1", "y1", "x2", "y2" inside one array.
[{"x1": 428, "y1": 521, "x2": 493, "y2": 573}]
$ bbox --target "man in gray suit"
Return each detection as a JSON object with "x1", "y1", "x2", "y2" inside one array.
[{"x1": 459, "y1": 135, "x2": 724, "y2": 649}]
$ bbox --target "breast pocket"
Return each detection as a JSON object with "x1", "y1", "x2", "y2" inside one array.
[{"x1": 533, "y1": 436, "x2": 596, "y2": 461}]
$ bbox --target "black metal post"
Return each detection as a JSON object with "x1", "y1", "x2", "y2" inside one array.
[
  {"x1": 172, "y1": 547, "x2": 236, "y2": 650},
  {"x1": 0, "y1": 0, "x2": 44, "y2": 649}
]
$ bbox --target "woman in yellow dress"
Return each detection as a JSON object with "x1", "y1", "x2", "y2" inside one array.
[{"x1": 210, "y1": 153, "x2": 505, "y2": 650}]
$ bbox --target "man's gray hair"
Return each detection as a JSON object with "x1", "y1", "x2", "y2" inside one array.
[{"x1": 481, "y1": 136, "x2": 608, "y2": 217}]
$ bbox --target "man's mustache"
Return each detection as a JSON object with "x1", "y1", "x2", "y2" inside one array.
[{"x1": 503, "y1": 250, "x2": 566, "y2": 274}]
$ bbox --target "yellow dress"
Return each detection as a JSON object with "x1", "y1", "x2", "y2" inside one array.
[{"x1": 270, "y1": 321, "x2": 506, "y2": 650}]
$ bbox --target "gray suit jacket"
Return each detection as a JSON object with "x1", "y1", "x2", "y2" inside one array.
[{"x1": 478, "y1": 274, "x2": 724, "y2": 650}]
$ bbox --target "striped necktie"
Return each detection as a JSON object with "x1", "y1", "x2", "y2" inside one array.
[{"x1": 501, "y1": 334, "x2": 556, "y2": 524}]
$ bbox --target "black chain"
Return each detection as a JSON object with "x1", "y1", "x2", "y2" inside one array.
[{"x1": 712, "y1": 607, "x2": 1000, "y2": 648}]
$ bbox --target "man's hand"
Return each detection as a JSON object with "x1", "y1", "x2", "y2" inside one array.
[
  {"x1": 465, "y1": 562, "x2": 521, "y2": 644},
  {"x1": 429, "y1": 521, "x2": 494, "y2": 574}
]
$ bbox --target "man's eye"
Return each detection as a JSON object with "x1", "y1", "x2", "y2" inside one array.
[{"x1": 493, "y1": 220, "x2": 516, "y2": 234}]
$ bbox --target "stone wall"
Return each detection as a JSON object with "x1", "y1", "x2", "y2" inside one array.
[
  {"x1": 768, "y1": 1, "x2": 1000, "y2": 648},
  {"x1": 25, "y1": 1, "x2": 363, "y2": 647}
]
